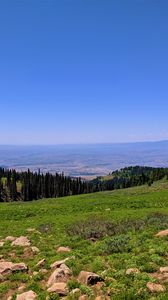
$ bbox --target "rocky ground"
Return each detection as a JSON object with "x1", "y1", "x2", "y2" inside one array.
[{"x1": 1, "y1": 227, "x2": 168, "y2": 300}]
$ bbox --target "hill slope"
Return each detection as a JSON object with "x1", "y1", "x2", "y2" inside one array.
[{"x1": 1, "y1": 180, "x2": 168, "y2": 299}]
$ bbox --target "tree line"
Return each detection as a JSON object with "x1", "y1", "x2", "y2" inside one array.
[
  {"x1": 0, "y1": 168, "x2": 92, "y2": 202},
  {"x1": 0, "y1": 166, "x2": 168, "y2": 202},
  {"x1": 91, "y1": 166, "x2": 168, "y2": 191}
]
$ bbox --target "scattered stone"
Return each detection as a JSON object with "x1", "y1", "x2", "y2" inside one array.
[
  {"x1": 27, "y1": 228, "x2": 36, "y2": 233},
  {"x1": 18, "y1": 284, "x2": 26, "y2": 292},
  {"x1": 94, "y1": 281, "x2": 105, "y2": 291},
  {"x1": 7, "y1": 297, "x2": 13, "y2": 300},
  {"x1": 50, "y1": 257, "x2": 70, "y2": 269},
  {"x1": 126, "y1": 268, "x2": 140, "y2": 275},
  {"x1": 16, "y1": 290, "x2": 37, "y2": 300},
  {"x1": 146, "y1": 282, "x2": 165, "y2": 293},
  {"x1": 150, "y1": 272, "x2": 168, "y2": 283},
  {"x1": 11, "y1": 263, "x2": 27, "y2": 272},
  {"x1": 95, "y1": 297, "x2": 103, "y2": 300},
  {"x1": 12, "y1": 236, "x2": 31, "y2": 247},
  {"x1": 47, "y1": 282, "x2": 68, "y2": 295},
  {"x1": 9, "y1": 251, "x2": 17, "y2": 259},
  {"x1": 78, "y1": 271, "x2": 104, "y2": 285},
  {"x1": 0, "y1": 255, "x2": 3, "y2": 259},
  {"x1": 160, "y1": 267, "x2": 168, "y2": 273},
  {"x1": 57, "y1": 246, "x2": 71, "y2": 253},
  {"x1": 36, "y1": 259, "x2": 45, "y2": 268},
  {"x1": 79, "y1": 295, "x2": 88, "y2": 300},
  {"x1": 0, "y1": 261, "x2": 27, "y2": 276},
  {"x1": 0, "y1": 261, "x2": 13, "y2": 275},
  {"x1": 0, "y1": 241, "x2": 4, "y2": 247},
  {"x1": 0, "y1": 274, "x2": 4, "y2": 282},
  {"x1": 23, "y1": 247, "x2": 32, "y2": 258},
  {"x1": 71, "y1": 288, "x2": 81, "y2": 295},
  {"x1": 31, "y1": 246, "x2": 40, "y2": 253},
  {"x1": 156, "y1": 229, "x2": 168, "y2": 237},
  {"x1": 40, "y1": 268, "x2": 48, "y2": 274},
  {"x1": 33, "y1": 271, "x2": 38, "y2": 276},
  {"x1": 5, "y1": 236, "x2": 16, "y2": 242},
  {"x1": 47, "y1": 264, "x2": 72, "y2": 287}
]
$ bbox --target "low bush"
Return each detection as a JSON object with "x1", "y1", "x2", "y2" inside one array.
[{"x1": 103, "y1": 235, "x2": 131, "y2": 254}]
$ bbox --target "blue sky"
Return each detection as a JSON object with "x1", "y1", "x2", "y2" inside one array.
[{"x1": 0, "y1": 0, "x2": 168, "y2": 144}]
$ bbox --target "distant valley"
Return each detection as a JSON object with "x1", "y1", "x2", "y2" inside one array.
[{"x1": 0, "y1": 141, "x2": 168, "y2": 178}]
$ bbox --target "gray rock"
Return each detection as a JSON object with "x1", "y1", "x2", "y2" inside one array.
[
  {"x1": 31, "y1": 246, "x2": 40, "y2": 253},
  {"x1": 12, "y1": 236, "x2": 30, "y2": 247},
  {"x1": 0, "y1": 261, "x2": 27, "y2": 276},
  {"x1": 47, "y1": 264, "x2": 72, "y2": 287},
  {"x1": 57, "y1": 246, "x2": 71, "y2": 253},
  {"x1": 16, "y1": 290, "x2": 37, "y2": 300},
  {"x1": 78, "y1": 271, "x2": 103, "y2": 285},
  {"x1": 147, "y1": 282, "x2": 165, "y2": 293},
  {"x1": 47, "y1": 282, "x2": 68, "y2": 295},
  {"x1": 126, "y1": 268, "x2": 140, "y2": 275},
  {"x1": 5, "y1": 236, "x2": 16, "y2": 242}
]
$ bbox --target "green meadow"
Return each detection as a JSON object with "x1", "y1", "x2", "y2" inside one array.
[{"x1": 1, "y1": 180, "x2": 168, "y2": 299}]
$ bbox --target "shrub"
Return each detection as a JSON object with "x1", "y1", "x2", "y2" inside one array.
[
  {"x1": 38, "y1": 223, "x2": 53, "y2": 233},
  {"x1": 145, "y1": 212, "x2": 168, "y2": 229},
  {"x1": 66, "y1": 217, "x2": 116, "y2": 239},
  {"x1": 67, "y1": 217, "x2": 146, "y2": 240},
  {"x1": 103, "y1": 235, "x2": 131, "y2": 254}
]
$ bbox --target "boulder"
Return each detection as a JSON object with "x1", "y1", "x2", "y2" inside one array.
[
  {"x1": 47, "y1": 282, "x2": 68, "y2": 295},
  {"x1": 0, "y1": 241, "x2": 4, "y2": 247},
  {"x1": 78, "y1": 271, "x2": 103, "y2": 285},
  {"x1": 79, "y1": 295, "x2": 88, "y2": 300},
  {"x1": 18, "y1": 284, "x2": 26, "y2": 292},
  {"x1": 160, "y1": 267, "x2": 168, "y2": 273},
  {"x1": 71, "y1": 288, "x2": 81, "y2": 295},
  {"x1": 11, "y1": 263, "x2": 27, "y2": 272},
  {"x1": 126, "y1": 268, "x2": 140, "y2": 275},
  {"x1": 0, "y1": 261, "x2": 14, "y2": 275},
  {"x1": 57, "y1": 246, "x2": 71, "y2": 253},
  {"x1": 150, "y1": 272, "x2": 168, "y2": 283},
  {"x1": 146, "y1": 282, "x2": 165, "y2": 293},
  {"x1": 156, "y1": 229, "x2": 168, "y2": 237},
  {"x1": 50, "y1": 257, "x2": 70, "y2": 269},
  {"x1": 31, "y1": 246, "x2": 40, "y2": 254},
  {"x1": 27, "y1": 228, "x2": 36, "y2": 233},
  {"x1": 16, "y1": 290, "x2": 37, "y2": 300},
  {"x1": 0, "y1": 261, "x2": 27, "y2": 276},
  {"x1": 36, "y1": 259, "x2": 45, "y2": 268},
  {"x1": 0, "y1": 274, "x2": 4, "y2": 282},
  {"x1": 12, "y1": 236, "x2": 30, "y2": 247},
  {"x1": 47, "y1": 264, "x2": 72, "y2": 287},
  {"x1": 40, "y1": 268, "x2": 48, "y2": 274},
  {"x1": 5, "y1": 236, "x2": 16, "y2": 242}
]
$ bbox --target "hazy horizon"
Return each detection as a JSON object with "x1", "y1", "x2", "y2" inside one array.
[
  {"x1": 0, "y1": 139, "x2": 168, "y2": 147},
  {"x1": 1, "y1": 141, "x2": 168, "y2": 178}
]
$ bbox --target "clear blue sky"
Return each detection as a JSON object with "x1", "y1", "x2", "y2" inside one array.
[{"x1": 0, "y1": 0, "x2": 168, "y2": 144}]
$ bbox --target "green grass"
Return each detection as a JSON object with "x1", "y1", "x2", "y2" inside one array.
[{"x1": 1, "y1": 180, "x2": 168, "y2": 299}]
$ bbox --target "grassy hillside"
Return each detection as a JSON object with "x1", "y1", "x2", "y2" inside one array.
[{"x1": 1, "y1": 180, "x2": 168, "y2": 299}]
